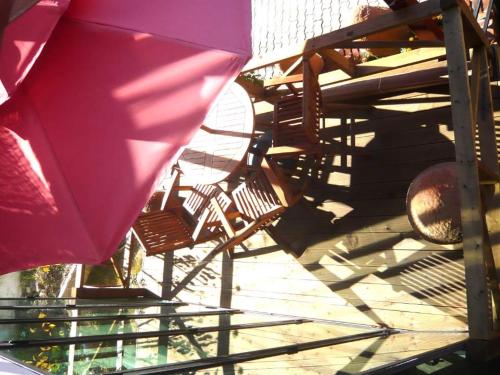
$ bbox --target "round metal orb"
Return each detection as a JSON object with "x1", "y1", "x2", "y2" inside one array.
[{"x1": 406, "y1": 162, "x2": 462, "y2": 244}]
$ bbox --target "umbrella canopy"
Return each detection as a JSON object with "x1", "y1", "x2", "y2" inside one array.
[{"x1": 0, "y1": 0, "x2": 251, "y2": 274}]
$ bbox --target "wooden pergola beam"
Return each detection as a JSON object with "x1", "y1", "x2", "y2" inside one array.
[
  {"x1": 262, "y1": 48, "x2": 446, "y2": 94},
  {"x1": 243, "y1": 0, "x2": 487, "y2": 75},
  {"x1": 242, "y1": 0, "x2": 444, "y2": 72},
  {"x1": 337, "y1": 40, "x2": 445, "y2": 48}
]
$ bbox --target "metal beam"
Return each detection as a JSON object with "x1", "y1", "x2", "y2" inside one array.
[
  {"x1": 357, "y1": 339, "x2": 467, "y2": 375},
  {"x1": 0, "y1": 309, "x2": 241, "y2": 325},
  {"x1": 109, "y1": 329, "x2": 395, "y2": 375},
  {"x1": 0, "y1": 301, "x2": 185, "y2": 310},
  {"x1": 0, "y1": 319, "x2": 310, "y2": 349}
]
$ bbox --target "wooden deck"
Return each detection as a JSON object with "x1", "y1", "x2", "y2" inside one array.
[
  {"x1": 133, "y1": 0, "x2": 500, "y2": 372},
  {"x1": 136, "y1": 84, "x2": 499, "y2": 372}
]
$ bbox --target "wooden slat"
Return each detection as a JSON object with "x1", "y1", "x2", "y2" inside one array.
[
  {"x1": 322, "y1": 60, "x2": 449, "y2": 103},
  {"x1": 337, "y1": 40, "x2": 445, "y2": 49},
  {"x1": 443, "y1": 5, "x2": 499, "y2": 340},
  {"x1": 318, "y1": 48, "x2": 355, "y2": 77},
  {"x1": 242, "y1": 0, "x2": 443, "y2": 72}
]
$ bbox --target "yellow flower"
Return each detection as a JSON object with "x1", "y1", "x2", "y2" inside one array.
[
  {"x1": 38, "y1": 312, "x2": 47, "y2": 319},
  {"x1": 41, "y1": 266, "x2": 50, "y2": 273},
  {"x1": 37, "y1": 361, "x2": 49, "y2": 370},
  {"x1": 41, "y1": 322, "x2": 52, "y2": 332}
]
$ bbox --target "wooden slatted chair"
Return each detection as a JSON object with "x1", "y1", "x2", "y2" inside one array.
[
  {"x1": 132, "y1": 176, "x2": 233, "y2": 256},
  {"x1": 266, "y1": 58, "x2": 323, "y2": 158},
  {"x1": 209, "y1": 157, "x2": 301, "y2": 254}
]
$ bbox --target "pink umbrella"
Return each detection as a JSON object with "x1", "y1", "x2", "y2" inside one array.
[{"x1": 0, "y1": 0, "x2": 251, "y2": 274}]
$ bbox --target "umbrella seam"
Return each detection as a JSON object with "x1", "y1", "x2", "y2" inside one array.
[
  {"x1": 64, "y1": 16, "x2": 252, "y2": 58},
  {"x1": 19, "y1": 89, "x2": 101, "y2": 260}
]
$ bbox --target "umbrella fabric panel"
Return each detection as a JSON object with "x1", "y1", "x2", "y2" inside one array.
[
  {"x1": 6, "y1": 18, "x2": 247, "y2": 267},
  {"x1": 0, "y1": 92, "x2": 98, "y2": 275},
  {"x1": 0, "y1": 0, "x2": 70, "y2": 105},
  {"x1": 65, "y1": 0, "x2": 252, "y2": 56}
]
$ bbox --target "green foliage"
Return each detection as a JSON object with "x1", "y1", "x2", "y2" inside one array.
[
  {"x1": 20, "y1": 264, "x2": 68, "y2": 297},
  {"x1": 240, "y1": 72, "x2": 264, "y2": 87}
]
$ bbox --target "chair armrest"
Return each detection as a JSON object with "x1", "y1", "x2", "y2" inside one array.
[
  {"x1": 160, "y1": 168, "x2": 181, "y2": 210},
  {"x1": 191, "y1": 208, "x2": 210, "y2": 242},
  {"x1": 210, "y1": 197, "x2": 235, "y2": 237}
]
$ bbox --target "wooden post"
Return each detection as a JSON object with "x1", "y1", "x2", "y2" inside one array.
[
  {"x1": 475, "y1": 47, "x2": 500, "y2": 178},
  {"x1": 217, "y1": 249, "x2": 234, "y2": 373},
  {"x1": 443, "y1": 5, "x2": 499, "y2": 340}
]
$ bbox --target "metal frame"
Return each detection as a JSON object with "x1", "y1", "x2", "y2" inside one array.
[{"x1": 0, "y1": 296, "x2": 397, "y2": 374}]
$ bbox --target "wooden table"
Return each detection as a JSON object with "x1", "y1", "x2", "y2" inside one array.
[{"x1": 178, "y1": 82, "x2": 254, "y2": 185}]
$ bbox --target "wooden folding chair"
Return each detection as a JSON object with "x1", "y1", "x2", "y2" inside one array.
[
  {"x1": 209, "y1": 157, "x2": 301, "y2": 254},
  {"x1": 132, "y1": 176, "x2": 233, "y2": 256},
  {"x1": 266, "y1": 58, "x2": 323, "y2": 158}
]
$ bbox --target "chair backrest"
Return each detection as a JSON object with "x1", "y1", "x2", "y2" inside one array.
[
  {"x1": 231, "y1": 171, "x2": 282, "y2": 221},
  {"x1": 273, "y1": 59, "x2": 321, "y2": 147},
  {"x1": 182, "y1": 184, "x2": 232, "y2": 223},
  {"x1": 182, "y1": 184, "x2": 218, "y2": 218},
  {"x1": 231, "y1": 158, "x2": 298, "y2": 221}
]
